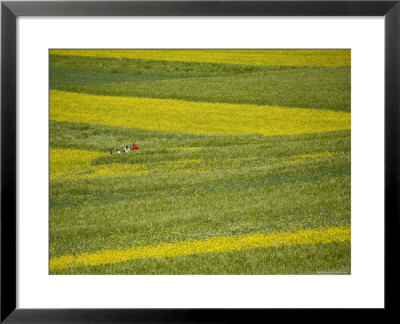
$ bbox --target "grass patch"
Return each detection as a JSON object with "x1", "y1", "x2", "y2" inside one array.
[{"x1": 57, "y1": 68, "x2": 350, "y2": 111}]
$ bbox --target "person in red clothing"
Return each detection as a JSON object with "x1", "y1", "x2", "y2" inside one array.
[{"x1": 132, "y1": 143, "x2": 138, "y2": 151}]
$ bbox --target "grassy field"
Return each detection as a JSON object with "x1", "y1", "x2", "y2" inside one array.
[{"x1": 49, "y1": 49, "x2": 351, "y2": 274}]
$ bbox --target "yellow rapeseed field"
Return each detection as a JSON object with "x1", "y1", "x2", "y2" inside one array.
[
  {"x1": 50, "y1": 148, "x2": 149, "y2": 180},
  {"x1": 50, "y1": 148, "x2": 104, "y2": 179},
  {"x1": 50, "y1": 90, "x2": 350, "y2": 136},
  {"x1": 51, "y1": 148, "x2": 338, "y2": 180},
  {"x1": 49, "y1": 226, "x2": 351, "y2": 271},
  {"x1": 50, "y1": 49, "x2": 350, "y2": 67}
]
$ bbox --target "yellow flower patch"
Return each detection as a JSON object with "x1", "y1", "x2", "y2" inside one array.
[
  {"x1": 50, "y1": 49, "x2": 350, "y2": 67},
  {"x1": 49, "y1": 226, "x2": 351, "y2": 271},
  {"x1": 50, "y1": 148, "x2": 104, "y2": 180},
  {"x1": 50, "y1": 148, "x2": 342, "y2": 181},
  {"x1": 50, "y1": 90, "x2": 350, "y2": 136},
  {"x1": 283, "y1": 151, "x2": 335, "y2": 164},
  {"x1": 167, "y1": 147, "x2": 201, "y2": 151},
  {"x1": 50, "y1": 148, "x2": 148, "y2": 180}
]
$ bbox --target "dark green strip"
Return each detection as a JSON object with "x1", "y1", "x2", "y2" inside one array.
[{"x1": 50, "y1": 55, "x2": 350, "y2": 111}]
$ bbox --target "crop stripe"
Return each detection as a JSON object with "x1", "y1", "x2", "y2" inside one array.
[
  {"x1": 50, "y1": 49, "x2": 350, "y2": 67},
  {"x1": 50, "y1": 90, "x2": 350, "y2": 136},
  {"x1": 50, "y1": 226, "x2": 350, "y2": 271}
]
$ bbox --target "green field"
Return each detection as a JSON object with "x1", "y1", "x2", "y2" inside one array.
[{"x1": 49, "y1": 50, "x2": 351, "y2": 274}]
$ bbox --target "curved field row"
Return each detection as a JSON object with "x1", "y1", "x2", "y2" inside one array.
[
  {"x1": 50, "y1": 225, "x2": 350, "y2": 271},
  {"x1": 50, "y1": 148, "x2": 338, "y2": 180},
  {"x1": 50, "y1": 90, "x2": 350, "y2": 136},
  {"x1": 50, "y1": 242, "x2": 351, "y2": 275},
  {"x1": 50, "y1": 148, "x2": 147, "y2": 180},
  {"x1": 50, "y1": 49, "x2": 350, "y2": 67}
]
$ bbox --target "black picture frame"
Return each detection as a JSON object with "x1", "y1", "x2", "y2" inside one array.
[{"x1": 1, "y1": 0, "x2": 399, "y2": 322}]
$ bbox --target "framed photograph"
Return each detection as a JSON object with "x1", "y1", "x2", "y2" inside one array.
[{"x1": 1, "y1": 0, "x2": 399, "y2": 322}]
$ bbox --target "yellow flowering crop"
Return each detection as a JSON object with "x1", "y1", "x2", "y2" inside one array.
[
  {"x1": 50, "y1": 91, "x2": 350, "y2": 136},
  {"x1": 167, "y1": 147, "x2": 201, "y2": 151},
  {"x1": 50, "y1": 226, "x2": 350, "y2": 271},
  {"x1": 50, "y1": 49, "x2": 350, "y2": 67},
  {"x1": 50, "y1": 149, "x2": 212, "y2": 180},
  {"x1": 283, "y1": 151, "x2": 335, "y2": 164},
  {"x1": 50, "y1": 147, "x2": 341, "y2": 181},
  {"x1": 50, "y1": 148, "x2": 148, "y2": 180},
  {"x1": 50, "y1": 150, "x2": 231, "y2": 180},
  {"x1": 50, "y1": 148, "x2": 104, "y2": 179}
]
